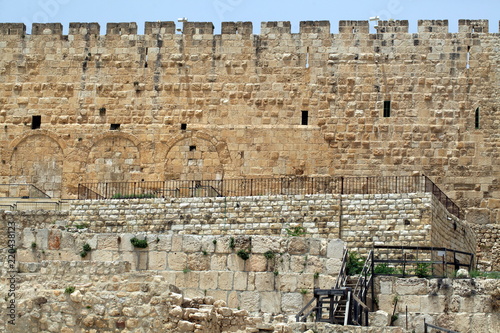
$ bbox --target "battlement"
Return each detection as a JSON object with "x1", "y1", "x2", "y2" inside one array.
[{"x1": 0, "y1": 19, "x2": 498, "y2": 37}]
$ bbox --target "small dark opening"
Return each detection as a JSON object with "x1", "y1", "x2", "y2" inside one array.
[
  {"x1": 32, "y1": 115, "x2": 41, "y2": 129},
  {"x1": 181, "y1": 123, "x2": 187, "y2": 130},
  {"x1": 110, "y1": 124, "x2": 120, "y2": 130},
  {"x1": 475, "y1": 107, "x2": 480, "y2": 129},
  {"x1": 383, "y1": 100, "x2": 391, "y2": 117},
  {"x1": 189, "y1": 145, "x2": 196, "y2": 151},
  {"x1": 99, "y1": 107, "x2": 106, "y2": 116},
  {"x1": 301, "y1": 111, "x2": 309, "y2": 125}
]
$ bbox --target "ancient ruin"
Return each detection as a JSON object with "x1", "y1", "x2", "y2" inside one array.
[{"x1": 0, "y1": 19, "x2": 499, "y2": 332}]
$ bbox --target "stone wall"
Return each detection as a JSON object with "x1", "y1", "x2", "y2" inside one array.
[
  {"x1": 375, "y1": 276, "x2": 500, "y2": 333},
  {"x1": 0, "y1": 20, "x2": 498, "y2": 227},
  {"x1": 0, "y1": 191, "x2": 478, "y2": 263},
  {"x1": 5, "y1": 231, "x2": 345, "y2": 316}
]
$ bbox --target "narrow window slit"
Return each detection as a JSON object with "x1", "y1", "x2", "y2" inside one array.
[
  {"x1": 475, "y1": 107, "x2": 480, "y2": 129},
  {"x1": 383, "y1": 101, "x2": 391, "y2": 117},
  {"x1": 110, "y1": 124, "x2": 120, "y2": 130},
  {"x1": 466, "y1": 46, "x2": 470, "y2": 69},
  {"x1": 305, "y1": 47, "x2": 310, "y2": 68},
  {"x1": 301, "y1": 111, "x2": 309, "y2": 125},
  {"x1": 31, "y1": 115, "x2": 41, "y2": 129}
]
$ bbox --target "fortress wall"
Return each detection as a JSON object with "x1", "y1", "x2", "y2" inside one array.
[{"x1": 0, "y1": 20, "x2": 498, "y2": 226}]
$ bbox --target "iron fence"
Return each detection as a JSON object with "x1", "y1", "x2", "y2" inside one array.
[
  {"x1": 78, "y1": 175, "x2": 461, "y2": 219},
  {"x1": 372, "y1": 245, "x2": 474, "y2": 278}
]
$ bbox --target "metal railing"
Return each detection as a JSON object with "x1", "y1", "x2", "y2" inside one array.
[
  {"x1": 78, "y1": 175, "x2": 461, "y2": 219},
  {"x1": 373, "y1": 245, "x2": 475, "y2": 278},
  {"x1": 423, "y1": 175, "x2": 462, "y2": 219},
  {"x1": 0, "y1": 184, "x2": 51, "y2": 199},
  {"x1": 424, "y1": 320, "x2": 459, "y2": 333}
]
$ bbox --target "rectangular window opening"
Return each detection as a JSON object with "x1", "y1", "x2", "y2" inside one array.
[
  {"x1": 383, "y1": 101, "x2": 391, "y2": 117},
  {"x1": 181, "y1": 123, "x2": 187, "y2": 130},
  {"x1": 189, "y1": 145, "x2": 196, "y2": 151},
  {"x1": 110, "y1": 124, "x2": 120, "y2": 130},
  {"x1": 475, "y1": 107, "x2": 480, "y2": 129},
  {"x1": 31, "y1": 115, "x2": 41, "y2": 129},
  {"x1": 99, "y1": 107, "x2": 106, "y2": 117},
  {"x1": 301, "y1": 111, "x2": 309, "y2": 125}
]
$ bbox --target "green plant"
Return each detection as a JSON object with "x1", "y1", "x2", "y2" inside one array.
[
  {"x1": 64, "y1": 286, "x2": 75, "y2": 294},
  {"x1": 237, "y1": 249, "x2": 250, "y2": 260},
  {"x1": 274, "y1": 270, "x2": 279, "y2": 276},
  {"x1": 31, "y1": 242, "x2": 37, "y2": 249},
  {"x1": 86, "y1": 305, "x2": 92, "y2": 309},
  {"x1": 415, "y1": 263, "x2": 431, "y2": 278},
  {"x1": 75, "y1": 224, "x2": 89, "y2": 229},
  {"x1": 80, "y1": 250, "x2": 88, "y2": 258},
  {"x1": 264, "y1": 250, "x2": 275, "y2": 260},
  {"x1": 346, "y1": 251, "x2": 364, "y2": 275},
  {"x1": 314, "y1": 272, "x2": 320, "y2": 279},
  {"x1": 286, "y1": 226, "x2": 307, "y2": 237},
  {"x1": 299, "y1": 289, "x2": 309, "y2": 295},
  {"x1": 229, "y1": 237, "x2": 235, "y2": 249},
  {"x1": 130, "y1": 237, "x2": 148, "y2": 248},
  {"x1": 390, "y1": 314, "x2": 399, "y2": 325},
  {"x1": 82, "y1": 243, "x2": 91, "y2": 252},
  {"x1": 470, "y1": 270, "x2": 500, "y2": 279},
  {"x1": 212, "y1": 239, "x2": 217, "y2": 245},
  {"x1": 374, "y1": 263, "x2": 401, "y2": 275},
  {"x1": 183, "y1": 268, "x2": 191, "y2": 274},
  {"x1": 202, "y1": 250, "x2": 208, "y2": 256}
]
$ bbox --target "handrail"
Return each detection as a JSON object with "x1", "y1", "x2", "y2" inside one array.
[
  {"x1": 424, "y1": 320, "x2": 459, "y2": 333},
  {"x1": 77, "y1": 174, "x2": 462, "y2": 219},
  {"x1": 373, "y1": 245, "x2": 475, "y2": 278},
  {"x1": 334, "y1": 247, "x2": 349, "y2": 289},
  {"x1": 295, "y1": 295, "x2": 317, "y2": 322}
]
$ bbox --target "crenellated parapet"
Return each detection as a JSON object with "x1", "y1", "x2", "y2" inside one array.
[{"x1": 0, "y1": 20, "x2": 498, "y2": 39}]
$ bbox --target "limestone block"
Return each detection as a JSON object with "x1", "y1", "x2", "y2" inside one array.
[
  {"x1": 467, "y1": 208, "x2": 491, "y2": 225},
  {"x1": 92, "y1": 250, "x2": 115, "y2": 262},
  {"x1": 210, "y1": 254, "x2": 227, "y2": 270},
  {"x1": 255, "y1": 272, "x2": 275, "y2": 291},
  {"x1": 36, "y1": 229, "x2": 49, "y2": 249},
  {"x1": 182, "y1": 235, "x2": 203, "y2": 252},
  {"x1": 251, "y1": 236, "x2": 283, "y2": 253},
  {"x1": 187, "y1": 253, "x2": 210, "y2": 271},
  {"x1": 227, "y1": 291, "x2": 239, "y2": 309},
  {"x1": 369, "y1": 310, "x2": 389, "y2": 326},
  {"x1": 22, "y1": 228, "x2": 36, "y2": 248},
  {"x1": 227, "y1": 253, "x2": 245, "y2": 271},
  {"x1": 119, "y1": 234, "x2": 136, "y2": 251},
  {"x1": 326, "y1": 239, "x2": 344, "y2": 258},
  {"x1": 395, "y1": 278, "x2": 429, "y2": 295},
  {"x1": 247, "y1": 254, "x2": 268, "y2": 272},
  {"x1": 287, "y1": 237, "x2": 308, "y2": 254},
  {"x1": 171, "y1": 234, "x2": 183, "y2": 251},
  {"x1": 97, "y1": 234, "x2": 119, "y2": 250},
  {"x1": 281, "y1": 293, "x2": 304, "y2": 312},
  {"x1": 325, "y1": 258, "x2": 342, "y2": 274},
  {"x1": 234, "y1": 272, "x2": 248, "y2": 290},
  {"x1": 261, "y1": 292, "x2": 281, "y2": 314},
  {"x1": 199, "y1": 271, "x2": 218, "y2": 290},
  {"x1": 167, "y1": 252, "x2": 188, "y2": 271},
  {"x1": 239, "y1": 291, "x2": 261, "y2": 312},
  {"x1": 149, "y1": 251, "x2": 167, "y2": 270},
  {"x1": 218, "y1": 272, "x2": 234, "y2": 290}
]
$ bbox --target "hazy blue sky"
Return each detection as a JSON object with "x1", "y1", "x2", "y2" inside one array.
[{"x1": 0, "y1": 0, "x2": 498, "y2": 34}]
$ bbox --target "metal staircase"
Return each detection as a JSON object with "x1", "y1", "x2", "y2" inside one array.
[{"x1": 296, "y1": 248, "x2": 372, "y2": 326}]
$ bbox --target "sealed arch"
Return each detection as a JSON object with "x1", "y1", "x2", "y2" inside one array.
[
  {"x1": 10, "y1": 134, "x2": 64, "y2": 198},
  {"x1": 164, "y1": 136, "x2": 224, "y2": 181},
  {"x1": 85, "y1": 136, "x2": 141, "y2": 183}
]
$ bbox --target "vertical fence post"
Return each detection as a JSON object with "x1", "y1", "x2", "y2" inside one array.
[{"x1": 341, "y1": 177, "x2": 344, "y2": 194}]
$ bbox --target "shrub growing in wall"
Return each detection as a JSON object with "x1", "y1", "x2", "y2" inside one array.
[{"x1": 130, "y1": 237, "x2": 148, "y2": 248}]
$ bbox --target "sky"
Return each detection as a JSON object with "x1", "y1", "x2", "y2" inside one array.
[{"x1": 0, "y1": 0, "x2": 498, "y2": 34}]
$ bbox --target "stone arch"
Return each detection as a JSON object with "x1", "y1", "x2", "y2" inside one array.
[
  {"x1": 9, "y1": 131, "x2": 65, "y2": 198},
  {"x1": 163, "y1": 131, "x2": 230, "y2": 181},
  {"x1": 84, "y1": 133, "x2": 142, "y2": 183}
]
